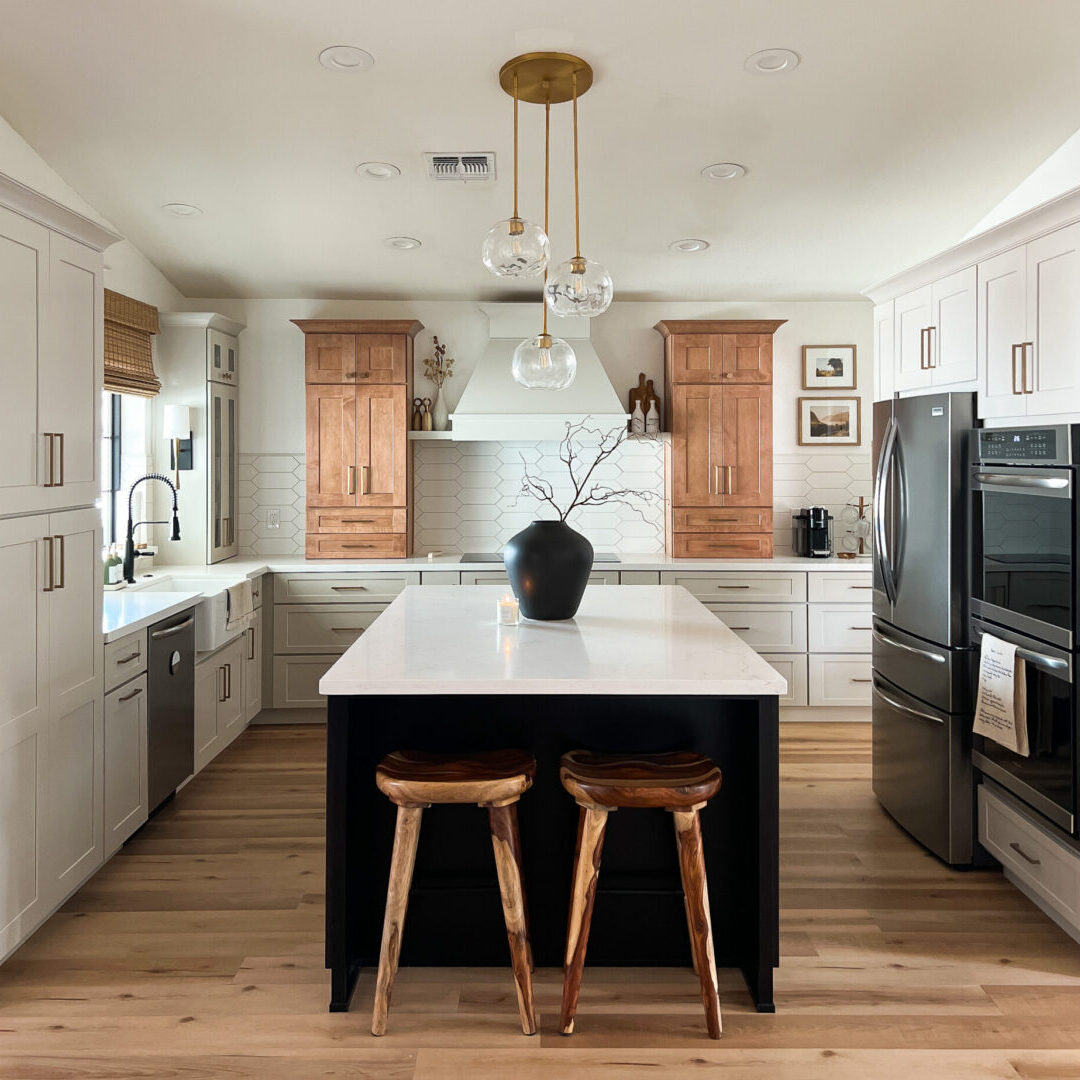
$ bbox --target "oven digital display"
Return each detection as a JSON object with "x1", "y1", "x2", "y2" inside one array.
[{"x1": 979, "y1": 429, "x2": 1058, "y2": 460}]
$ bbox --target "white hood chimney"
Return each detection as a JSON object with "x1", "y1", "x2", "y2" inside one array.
[{"x1": 449, "y1": 304, "x2": 629, "y2": 441}]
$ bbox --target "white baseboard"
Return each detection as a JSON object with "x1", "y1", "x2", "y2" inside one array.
[{"x1": 780, "y1": 706, "x2": 871, "y2": 722}]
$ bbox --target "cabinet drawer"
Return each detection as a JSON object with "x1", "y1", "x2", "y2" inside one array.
[
  {"x1": 760, "y1": 653, "x2": 808, "y2": 707},
  {"x1": 620, "y1": 571, "x2": 661, "y2": 585},
  {"x1": 273, "y1": 654, "x2": 340, "y2": 708},
  {"x1": 671, "y1": 507, "x2": 773, "y2": 534},
  {"x1": 460, "y1": 570, "x2": 620, "y2": 587},
  {"x1": 672, "y1": 533, "x2": 773, "y2": 559},
  {"x1": 307, "y1": 508, "x2": 408, "y2": 534},
  {"x1": 306, "y1": 533, "x2": 407, "y2": 559},
  {"x1": 807, "y1": 571, "x2": 873, "y2": 602},
  {"x1": 808, "y1": 604, "x2": 873, "y2": 652},
  {"x1": 250, "y1": 574, "x2": 265, "y2": 610},
  {"x1": 808, "y1": 654, "x2": 872, "y2": 706},
  {"x1": 104, "y1": 629, "x2": 147, "y2": 692},
  {"x1": 979, "y1": 784, "x2": 1080, "y2": 925},
  {"x1": 420, "y1": 571, "x2": 462, "y2": 585},
  {"x1": 705, "y1": 603, "x2": 807, "y2": 652},
  {"x1": 661, "y1": 571, "x2": 806, "y2": 603},
  {"x1": 275, "y1": 572, "x2": 419, "y2": 605},
  {"x1": 274, "y1": 604, "x2": 383, "y2": 654}
]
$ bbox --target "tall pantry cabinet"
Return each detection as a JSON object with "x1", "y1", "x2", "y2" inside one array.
[
  {"x1": 293, "y1": 320, "x2": 421, "y2": 558},
  {"x1": 0, "y1": 174, "x2": 119, "y2": 961},
  {"x1": 656, "y1": 320, "x2": 784, "y2": 558}
]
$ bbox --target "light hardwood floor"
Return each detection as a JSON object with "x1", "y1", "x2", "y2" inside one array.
[{"x1": 2, "y1": 723, "x2": 1080, "y2": 1078}]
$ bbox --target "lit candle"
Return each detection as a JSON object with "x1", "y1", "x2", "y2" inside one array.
[{"x1": 498, "y1": 594, "x2": 520, "y2": 625}]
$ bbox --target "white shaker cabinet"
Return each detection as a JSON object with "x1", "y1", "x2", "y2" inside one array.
[
  {"x1": 103, "y1": 676, "x2": 147, "y2": 855},
  {"x1": 1026, "y1": 221, "x2": 1080, "y2": 417},
  {"x1": 977, "y1": 245, "x2": 1028, "y2": 419},
  {"x1": 194, "y1": 635, "x2": 246, "y2": 773},
  {"x1": 892, "y1": 285, "x2": 933, "y2": 392},
  {"x1": 873, "y1": 301, "x2": 894, "y2": 402},
  {"x1": 242, "y1": 607, "x2": 263, "y2": 722},
  {"x1": 929, "y1": 266, "x2": 977, "y2": 386}
]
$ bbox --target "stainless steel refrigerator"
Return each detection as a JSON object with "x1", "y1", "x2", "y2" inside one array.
[{"x1": 871, "y1": 392, "x2": 976, "y2": 865}]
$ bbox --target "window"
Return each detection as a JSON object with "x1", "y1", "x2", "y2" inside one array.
[{"x1": 99, "y1": 391, "x2": 150, "y2": 545}]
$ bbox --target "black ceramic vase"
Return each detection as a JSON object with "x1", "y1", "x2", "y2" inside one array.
[{"x1": 503, "y1": 519, "x2": 594, "y2": 621}]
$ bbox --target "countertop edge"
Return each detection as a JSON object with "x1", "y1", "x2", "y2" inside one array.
[{"x1": 102, "y1": 592, "x2": 202, "y2": 643}]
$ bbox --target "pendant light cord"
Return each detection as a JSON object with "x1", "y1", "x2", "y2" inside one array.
[
  {"x1": 542, "y1": 91, "x2": 551, "y2": 337},
  {"x1": 512, "y1": 74, "x2": 519, "y2": 220},
  {"x1": 572, "y1": 71, "x2": 581, "y2": 259}
]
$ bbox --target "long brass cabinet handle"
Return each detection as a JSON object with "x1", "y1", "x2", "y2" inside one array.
[
  {"x1": 116, "y1": 651, "x2": 142, "y2": 665},
  {"x1": 1022, "y1": 341, "x2": 1034, "y2": 394},
  {"x1": 725, "y1": 465, "x2": 734, "y2": 494},
  {"x1": 850, "y1": 678, "x2": 873, "y2": 684},
  {"x1": 927, "y1": 326, "x2": 937, "y2": 368},
  {"x1": 1011, "y1": 343, "x2": 1022, "y2": 395},
  {"x1": 347, "y1": 466, "x2": 356, "y2": 496},
  {"x1": 52, "y1": 534, "x2": 65, "y2": 590},
  {"x1": 225, "y1": 663, "x2": 232, "y2": 700},
  {"x1": 711, "y1": 464, "x2": 719, "y2": 495},
  {"x1": 56, "y1": 433, "x2": 64, "y2": 486},
  {"x1": 360, "y1": 465, "x2": 369, "y2": 496},
  {"x1": 118, "y1": 686, "x2": 143, "y2": 703},
  {"x1": 1009, "y1": 841, "x2": 1040, "y2": 866},
  {"x1": 43, "y1": 433, "x2": 57, "y2": 487},
  {"x1": 42, "y1": 536, "x2": 54, "y2": 592},
  {"x1": 219, "y1": 666, "x2": 227, "y2": 703},
  {"x1": 919, "y1": 327, "x2": 928, "y2": 369}
]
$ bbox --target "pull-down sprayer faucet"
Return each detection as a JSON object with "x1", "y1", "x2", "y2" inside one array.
[{"x1": 123, "y1": 473, "x2": 181, "y2": 583}]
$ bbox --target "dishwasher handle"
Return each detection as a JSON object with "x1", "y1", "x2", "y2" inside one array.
[{"x1": 150, "y1": 615, "x2": 194, "y2": 639}]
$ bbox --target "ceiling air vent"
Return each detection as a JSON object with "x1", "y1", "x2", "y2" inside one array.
[{"x1": 425, "y1": 152, "x2": 496, "y2": 182}]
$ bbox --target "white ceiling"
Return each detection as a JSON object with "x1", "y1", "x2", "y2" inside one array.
[{"x1": 2, "y1": 0, "x2": 1079, "y2": 301}]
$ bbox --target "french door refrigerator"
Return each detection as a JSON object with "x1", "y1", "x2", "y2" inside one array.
[{"x1": 871, "y1": 392, "x2": 976, "y2": 865}]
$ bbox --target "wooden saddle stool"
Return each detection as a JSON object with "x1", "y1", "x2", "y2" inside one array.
[
  {"x1": 559, "y1": 749, "x2": 724, "y2": 1039},
  {"x1": 371, "y1": 748, "x2": 537, "y2": 1036}
]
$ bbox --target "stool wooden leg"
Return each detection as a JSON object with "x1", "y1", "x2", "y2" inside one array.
[
  {"x1": 502, "y1": 801, "x2": 534, "y2": 972},
  {"x1": 371, "y1": 805, "x2": 422, "y2": 1037},
  {"x1": 673, "y1": 809, "x2": 722, "y2": 1039},
  {"x1": 560, "y1": 805, "x2": 609, "y2": 1036},
  {"x1": 488, "y1": 803, "x2": 536, "y2": 1035}
]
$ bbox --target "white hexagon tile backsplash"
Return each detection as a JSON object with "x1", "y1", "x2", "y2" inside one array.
[{"x1": 238, "y1": 443, "x2": 871, "y2": 558}]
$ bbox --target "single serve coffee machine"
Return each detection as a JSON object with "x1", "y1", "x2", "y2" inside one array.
[{"x1": 792, "y1": 506, "x2": 833, "y2": 558}]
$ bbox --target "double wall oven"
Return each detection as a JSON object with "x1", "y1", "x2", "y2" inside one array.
[{"x1": 970, "y1": 426, "x2": 1080, "y2": 836}]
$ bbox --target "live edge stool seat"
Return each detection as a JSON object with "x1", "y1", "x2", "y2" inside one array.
[
  {"x1": 559, "y1": 749, "x2": 724, "y2": 1039},
  {"x1": 371, "y1": 749, "x2": 537, "y2": 1037}
]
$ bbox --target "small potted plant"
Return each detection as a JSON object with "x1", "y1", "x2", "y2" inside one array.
[{"x1": 422, "y1": 336, "x2": 454, "y2": 431}]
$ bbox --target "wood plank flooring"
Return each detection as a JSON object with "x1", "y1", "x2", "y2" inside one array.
[{"x1": 2, "y1": 723, "x2": 1080, "y2": 1077}]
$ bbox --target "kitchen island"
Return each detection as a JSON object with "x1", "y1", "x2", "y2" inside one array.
[{"x1": 321, "y1": 584, "x2": 785, "y2": 1014}]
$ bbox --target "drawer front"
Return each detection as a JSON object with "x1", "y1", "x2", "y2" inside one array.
[
  {"x1": 662, "y1": 571, "x2": 807, "y2": 603},
  {"x1": 275, "y1": 572, "x2": 419, "y2": 604},
  {"x1": 808, "y1": 604, "x2": 873, "y2": 652},
  {"x1": 705, "y1": 603, "x2": 808, "y2": 652},
  {"x1": 672, "y1": 507, "x2": 773, "y2": 534},
  {"x1": 273, "y1": 604, "x2": 384, "y2": 654},
  {"x1": 306, "y1": 533, "x2": 408, "y2": 559},
  {"x1": 807, "y1": 571, "x2": 874, "y2": 603},
  {"x1": 808, "y1": 654, "x2": 872, "y2": 706},
  {"x1": 979, "y1": 785, "x2": 1080, "y2": 923},
  {"x1": 672, "y1": 533, "x2": 773, "y2": 559},
  {"x1": 760, "y1": 653, "x2": 808, "y2": 707},
  {"x1": 420, "y1": 571, "x2": 462, "y2": 585},
  {"x1": 250, "y1": 574, "x2": 265, "y2": 610},
  {"x1": 460, "y1": 570, "x2": 620, "y2": 587},
  {"x1": 272, "y1": 654, "x2": 340, "y2": 708},
  {"x1": 621, "y1": 571, "x2": 661, "y2": 585},
  {"x1": 307, "y1": 508, "x2": 408, "y2": 534},
  {"x1": 104, "y1": 629, "x2": 148, "y2": 692}
]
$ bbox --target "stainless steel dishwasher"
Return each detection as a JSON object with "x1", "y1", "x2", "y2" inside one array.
[{"x1": 147, "y1": 610, "x2": 196, "y2": 812}]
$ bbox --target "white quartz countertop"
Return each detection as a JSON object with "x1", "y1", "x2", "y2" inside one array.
[
  {"x1": 102, "y1": 591, "x2": 200, "y2": 642},
  {"x1": 319, "y1": 585, "x2": 788, "y2": 697}
]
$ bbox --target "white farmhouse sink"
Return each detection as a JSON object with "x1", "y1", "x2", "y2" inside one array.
[{"x1": 132, "y1": 574, "x2": 248, "y2": 652}]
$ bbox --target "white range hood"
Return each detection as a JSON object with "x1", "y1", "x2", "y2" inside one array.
[{"x1": 449, "y1": 303, "x2": 629, "y2": 441}]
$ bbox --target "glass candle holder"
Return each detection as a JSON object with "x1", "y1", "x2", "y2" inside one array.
[{"x1": 497, "y1": 594, "x2": 520, "y2": 626}]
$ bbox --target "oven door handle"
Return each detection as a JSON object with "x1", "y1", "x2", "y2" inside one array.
[
  {"x1": 973, "y1": 472, "x2": 1071, "y2": 492},
  {"x1": 971, "y1": 626, "x2": 1071, "y2": 678},
  {"x1": 872, "y1": 680, "x2": 945, "y2": 725},
  {"x1": 872, "y1": 627, "x2": 946, "y2": 664},
  {"x1": 873, "y1": 416, "x2": 898, "y2": 604}
]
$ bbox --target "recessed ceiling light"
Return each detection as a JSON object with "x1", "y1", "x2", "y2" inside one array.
[
  {"x1": 356, "y1": 161, "x2": 401, "y2": 180},
  {"x1": 701, "y1": 162, "x2": 746, "y2": 181},
  {"x1": 162, "y1": 203, "x2": 203, "y2": 217},
  {"x1": 318, "y1": 45, "x2": 375, "y2": 72},
  {"x1": 669, "y1": 238, "x2": 710, "y2": 253},
  {"x1": 745, "y1": 48, "x2": 800, "y2": 74},
  {"x1": 384, "y1": 236, "x2": 422, "y2": 250}
]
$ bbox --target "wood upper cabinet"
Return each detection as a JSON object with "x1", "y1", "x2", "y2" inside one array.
[
  {"x1": 294, "y1": 320, "x2": 419, "y2": 384},
  {"x1": 304, "y1": 334, "x2": 356, "y2": 383},
  {"x1": 306, "y1": 384, "x2": 356, "y2": 506},
  {"x1": 656, "y1": 320, "x2": 783, "y2": 386},
  {"x1": 356, "y1": 385, "x2": 408, "y2": 507},
  {"x1": 722, "y1": 385, "x2": 772, "y2": 506}
]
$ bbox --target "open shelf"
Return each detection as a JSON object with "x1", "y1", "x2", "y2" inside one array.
[{"x1": 408, "y1": 430, "x2": 455, "y2": 441}]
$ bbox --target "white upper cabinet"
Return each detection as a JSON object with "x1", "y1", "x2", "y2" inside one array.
[
  {"x1": 977, "y1": 246, "x2": 1028, "y2": 419},
  {"x1": 872, "y1": 301, "x2": 894, "y2": 402},
  {"x1": 1026, "y1": 221, "x2": 1080, "y2": 417},
  {"x1": 893, "y1": 285, "x2": 932, "y2": 391},
  {"x1": 207, "y1": 328, "x2": 238, "y2": 385},
  {"x1": 929, "y1": 266, "x2": 977, "y2": 385}
]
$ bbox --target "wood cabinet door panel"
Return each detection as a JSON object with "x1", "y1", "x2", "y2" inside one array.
[
  {"x1": 978, "y1": 246, "x2": 1028, "y2": 419},
  {"x1": 305, "y1": 334, "x2": 357, "y2": 383},
  {"x1": 670, "y1": 334, "x2": 724, "y2": 383},
  {"x1": 721, "y1": 385, "x2": 771, "y2": 506},
  {"x1": 722, "y1": 334, "x2": 772, "y2": 383},
  {"x1": 670, "y1": 385, "x2": 725, "y2": 506},
  {"x1": 356, "y1": 335, "x2": 407, "y2": 383},
  {"x1": 1027, "y1": 221, "x2": 1080, "y2": 416},
  {"x1": 306, "y1": 385, "x2": 356, "y2": 506},
  {"x1": 356, "y1": 385, "x2": 407, "y2": 506}
]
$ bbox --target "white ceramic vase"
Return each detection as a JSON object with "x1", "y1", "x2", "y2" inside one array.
[{"x1": 431, "y1": 387, "x2": 450, "y2": 431}]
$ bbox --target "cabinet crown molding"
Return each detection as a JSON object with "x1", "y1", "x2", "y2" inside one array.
[
  {"x1": 0, "y1": 170, "x2": 121, "y2": 251},
  {"x1": 654, "y1": 319, "x2": 786, "y2": 337},
  {"x1": 292, "y1": 319, "x2": 423, "y2": 338},
  {"x1": 159, "y1": 311, "x2": 246, "y2": 336}
]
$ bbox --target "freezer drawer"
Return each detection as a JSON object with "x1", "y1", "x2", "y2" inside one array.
[{"x1": 872, "y1": 617, "x2": 973, "y2": 714}]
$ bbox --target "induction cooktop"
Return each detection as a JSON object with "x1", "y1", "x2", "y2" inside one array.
[{"x1": 461, "y1": 551, "x2": 621, "y2": 564}]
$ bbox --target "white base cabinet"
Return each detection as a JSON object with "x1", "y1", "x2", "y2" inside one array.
[
  {"x1": 195, "y1": 635, "x2": 246, "y2": 773},
  {"x1": 104, "y1": 674, "x2": 148, "y2": 855}
]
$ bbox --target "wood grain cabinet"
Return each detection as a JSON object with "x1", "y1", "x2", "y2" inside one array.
[
  {"x1": 294, "y1": 319, "x2": 421, "y2": 558},
  {"x1": 657, "y1": 320, "x2": 783, "y2": 558}
]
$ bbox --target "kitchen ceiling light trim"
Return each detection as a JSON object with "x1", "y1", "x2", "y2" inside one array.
[
  {"x1": 384, "y1": 236, "x2": 422, "y2": 250},
  {"x1": 162, "y1": 203, "x2": 203, "y2": 217},
  {"x1": 669, "y1": 238, "x2": 710, "y2": 252},
  {"x1": 702, "y1": 162, "x2": 747, "y2": 181},
  {"x1": 744, "y1": 48, "x2": 800, "y2": 74},
  {"x1": 356, "y1": 161, "x2": 401, "y2": 180},
  {"x1": 318, "y1": 45, "x2": 375, "y2": 72}
]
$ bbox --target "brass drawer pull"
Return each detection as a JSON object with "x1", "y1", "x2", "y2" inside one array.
[
  {"x1": 331, "y1": 626, "x2": 362, "y2": 632},
  {"x1": 330, "y1": 585, "x2": 367, "y2": 591},
  {"x1": 116, "y1": 651, "x2": 142, "y2": 665},
  {"x1": 42, "y1": 536, "x2": 54, "y2": 592},
  {"x1": 43, "y1": 433, "x2": 57, "y2": 487},
  {"x1": 850, "y1": 678, "x2": 873, "y2": 684},
  {"x1": 53, "y1": 534, "x2": 65, "y2": 589},
  {"x1": 118, "y1": 686, "x2": 143, "y2": 703},
  {"x1": 341, "y1": 519, "x2": 377, "y2": 525},
  {"x1": 849, "y1": 626, "x2": 873, "y2": 630},
  {"x1": 342, "y1": 544, "x2": 375, "y2": 549},
  {"x1": 1009, "y1": 841, "x2": 1040, "y2": 866},
  {"x1": 348, "y1": 466, "x2": 356, "y2": 496}
]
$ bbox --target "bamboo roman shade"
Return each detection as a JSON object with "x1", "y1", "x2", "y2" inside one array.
[{"x1": 103, "y1": 289, "x2": 161, "y2": 397}]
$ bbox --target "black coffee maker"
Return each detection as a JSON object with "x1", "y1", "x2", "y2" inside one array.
[{"x1": 793, "y1": 507, "x2": 833, "y2": 558}]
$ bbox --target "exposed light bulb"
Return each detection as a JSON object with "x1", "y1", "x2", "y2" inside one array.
[
  {"x1": 482, "y1": 217, "x2": 549, "y2": 277},
  {"x1": 545, "y1": 256, "x2": 613, "y2": 317},
  {"x1": 512, "y1": 334, "x2": 577, "y2": 390}
]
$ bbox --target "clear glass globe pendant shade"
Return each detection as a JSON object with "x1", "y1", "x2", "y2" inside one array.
[
  {"x1": 544, "y1": 255, "x2": 613, "y2": 317},
  {"x1": 482, "y1": 217, "x2": 550, "y2": 277},
  {"x1": 511, "y1": 333, "x2": 577, "y2": 390}
]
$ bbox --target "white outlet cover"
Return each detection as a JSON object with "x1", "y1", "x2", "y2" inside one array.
[{"x1": 267, "y1": 508, "x2": 280, "y2": 529}]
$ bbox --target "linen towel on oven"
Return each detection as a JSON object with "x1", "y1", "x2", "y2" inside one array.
[
  {"x1": 973, "y1": 633, "x2": 1030, "y2": 757},
  {"x1": 225, "y1": 579, "x2": 254, "y2": 632}
]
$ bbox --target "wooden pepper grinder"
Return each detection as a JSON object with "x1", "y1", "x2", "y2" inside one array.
[
  {"x1": 421, "y1": 397, "x2": 433, "y2": 431},
  {"x1": 412, "y1": 398, "x2": 424, "y2": 431}
]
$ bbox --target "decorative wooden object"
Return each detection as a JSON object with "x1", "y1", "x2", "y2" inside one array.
[
  {"x1": 294, "y1": 319, "x2": 421, "y2": 558},
  {"x1": 371, "y1": 749, "x2": 538, "y2": 1037},
  {"x1": 557, "y1": 750, "x2": 724, "y2": 1039},
  {"x1": 656, "y1": 319, "x2": 785, "y2": 559},
  {"x1": 628, "y1": 372, "x2": 661, "y2": 433}
]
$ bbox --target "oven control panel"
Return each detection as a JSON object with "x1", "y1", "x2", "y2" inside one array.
[{"x1": 976, "y1": 426, "x2": 1078, "y2": 465}]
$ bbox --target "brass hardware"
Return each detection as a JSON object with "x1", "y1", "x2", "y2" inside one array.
[
  {"x1": 919, "y1": 327, "x2": 929, "y2": 369},
  {"x1": 347, "y1": 465, "x2": 356, "y2": 496},
  {"x1": 850, "y1": 626, "x2": 873, "y2": 630},
  {"x1": 341, "y1": 519, "x2": 376, "y2": 524},
  {"x1": 850, "y1": 678, "x2": 873, "y2": 684},
  {"x1": 728, "y1": 626, "x2": 752, "y2": 631},
  {"x1": 1022, "y1": 341, "x2": 1034, "y2": 393},
  {"x1": 1009, "y1": 841, "x2": 1040, "y2": 865},
  {"x1": 224, "y1": 663, "x2": 232, "y2": 700},
  {"x1": 357, "y1": 371, "x2": 370, "y2": 378},
  {"x1": 498, "y1": 52, "x2": 593, "y2": 104},
  {"x1": 43, "y1": 433, "x2": 57, "y2": 487},
  {"x1": 330, "y1": 585, "x2": 367, "y2": 591},
  {"x1": 248, "y1": 626, "x2": 256, "y2": 661},
  {"x1": 927, "y1": 326, "x2": 937, "y2": 368},
  {"x1": 43, "y1": 536, "x2": 54, "y2": 592},
  {"x1": 711, "y1": 464, "x2": 719, "y2": 494},
  {"x1": 219, "y1": 666, "x2": 227, "y2": 703},
  {"x1": 331, "y1": 626, "x2": 361, "y2": 632},
  {"x1": 1011, "y1": 343, "x2": 1022, "y2": 394},
  {"x1": 725, "y1": 465, "x2": 734, "y2": 494},
  {"x1": 342, "y1": 544, "x2": 374, "y2": 549},
  {"x1": 715, "y1": 585, "x2": 751, "y2": 589},
  {"x1": 116, "y1": 651, "x2": 142, "y2": 665},
  {"x1": 56, "y1": 433, "x2": 64, "y2": 485},
  {"x1": 118, "y1": 686, "x2": 143, "y2": 703},
  {"x1": 360, "y1": 465, "x2": 369, "y2": 496},
  {"x1": 53, "y1": 535, "x2": 65, "y2": 590},
  {"x1": 852, "y1": 585, "x2": 873, "y2": 590}
]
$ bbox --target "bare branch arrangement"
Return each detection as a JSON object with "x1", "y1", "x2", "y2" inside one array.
[
  {"x1": 518, "y1": 419, "x2": 662, "y2": 522},
  {"x1": 422, "y1": 336, "x2": 454, "y2": 389}
]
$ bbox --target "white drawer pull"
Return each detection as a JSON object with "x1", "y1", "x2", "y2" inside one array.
[
  {"x1": 115, "y1": 651, "x2": 142, "y2": 665},
  {"x1": 1009, "y1": 841, "x2": 1041, "y2": 866}
]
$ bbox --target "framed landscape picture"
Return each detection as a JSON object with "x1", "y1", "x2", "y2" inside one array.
[
  {"x1": 798, "y1": 396, "x2": 861, "y2": 446},
  {"x1": 802, "y1": 344, "x2": 857, "y2": 389}
]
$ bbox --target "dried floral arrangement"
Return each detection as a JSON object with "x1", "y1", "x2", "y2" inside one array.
[
  {"x1": 422, "y1": 336, "x2": 454, "y2": 388},
  {"x1": 518, "y1": 419, "x2": 661, "y2": 522}
]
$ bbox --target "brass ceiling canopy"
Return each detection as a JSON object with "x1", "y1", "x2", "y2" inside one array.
[{"x1": 498, "y1": 52, "x2": 593, "y2": 104}]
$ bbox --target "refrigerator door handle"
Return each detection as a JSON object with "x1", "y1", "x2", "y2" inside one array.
[
  {"x1": 872, "y1": 626, "x2": 946, "y2": 664},
  {"x1": 872, "y1": 680, "x2": 945, "y2": 725},
  {"x1": 873, "y1": 416, "x2": 898, "y2": 603}
]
